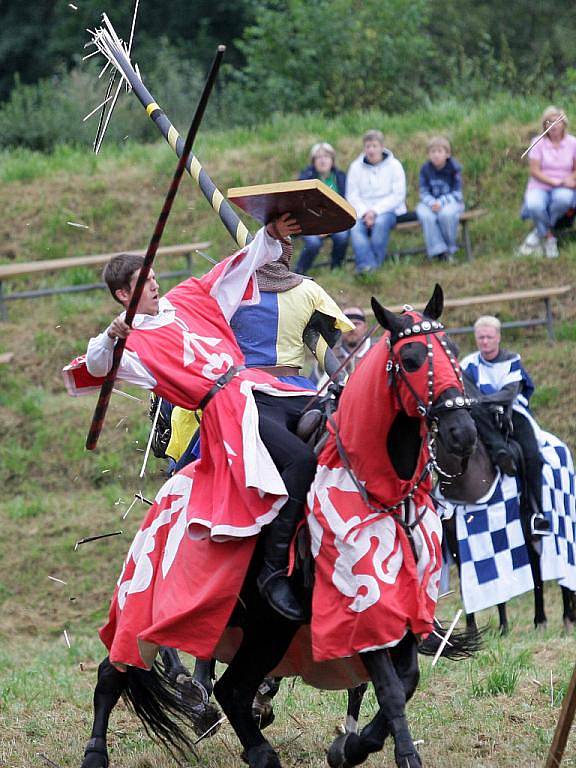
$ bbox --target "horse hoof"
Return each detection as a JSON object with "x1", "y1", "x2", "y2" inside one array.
[
  {"x1": 395, "y1": 750, "x2": 422, "y2": 768},
  {"x1": 81, "y1": 738, "x2": 108, "y2": 768},
  {"x1": 175, "y1": 674, "x2": 222, "y2": 738},
  {"x1": 534, "y1": 621, "x2": 548, "y2": 632},
  {"x1": 327, "y1": 732, "x2": 355, "y2": 768},
  {"x1": 252, "y1": 691, "x2": 275, "y2": 729},
  {"x1": 499, "y1": 623, "x2": 509, "y2": 637},
  {"x1": 243, "y1": 744, "x2": 282, "y2": 768}
]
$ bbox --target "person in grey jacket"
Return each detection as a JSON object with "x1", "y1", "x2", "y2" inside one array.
[{"x1": 346, "y1": 129, "x2": 407, "y2": 273}]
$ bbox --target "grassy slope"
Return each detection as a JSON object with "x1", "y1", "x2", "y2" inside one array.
[{"x1": 1, "y1": 94, "x2": 576, "y2": 766}]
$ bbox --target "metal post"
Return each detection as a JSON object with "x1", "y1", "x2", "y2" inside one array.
[
  {"x1": 544, "y1": 297, "x2": 555, "y2": 340},
  {"x1": 0, "y1": 281, "x2": 7, "y2": 321},
  {"x1": 462, "y1": 220, "x2": 473, "y2": 261},
  {"x1": 185, "y1": 251, "x2": 193, "y2": 275}
]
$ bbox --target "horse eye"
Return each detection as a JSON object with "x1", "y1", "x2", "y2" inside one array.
[{"x1": 399, "y1": 342, "x2": 427, "y2": 372}]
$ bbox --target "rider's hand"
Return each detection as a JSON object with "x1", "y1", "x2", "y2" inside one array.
[
  {"x1": 266, "y1": 212, "x2": 302, "y2": 240},
  {"x1": 107, "y1": 315, "x2": 131, "y2": 340}
]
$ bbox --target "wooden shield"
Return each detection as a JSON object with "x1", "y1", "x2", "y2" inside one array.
[{"x1": 227, "y1": 179, "x2": 357, "y2": 236}]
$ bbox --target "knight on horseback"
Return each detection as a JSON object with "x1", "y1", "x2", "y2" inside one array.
[
  {"x1": 65, "y1": 214, "x2": 322, "y2": 623},
  {"x1": 460, "y1": 314, "x2": 549, "y2": 532}
]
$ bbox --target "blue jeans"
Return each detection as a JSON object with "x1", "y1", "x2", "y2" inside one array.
[
  {"x1": 295, "y1": 231, "x2": 349, "y2": 274},
  {"x1": 350, "y1": 212, "x2": 397, "y2": 272},
  {"x1": 416, "y1": 201, "x2": 463, "y2": 258},
  {"x1": 521, "y1": 187, "x2": 574, "y2": 237}
]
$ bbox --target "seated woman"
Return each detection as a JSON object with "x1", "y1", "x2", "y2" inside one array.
[
  {"x1": 295, "y1": 142, "x2": 349, "y2": 273},
  {"x1": 519, "y1": 106, "x2": 576, "y2": 259}
]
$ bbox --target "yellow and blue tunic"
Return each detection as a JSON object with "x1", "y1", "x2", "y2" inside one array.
[
  {"x1": 166, "y1": 279, "x2": 353, "y2": 464},
  {"x1": 230, "y1": 279, "x2": 354, "y2": 389}
]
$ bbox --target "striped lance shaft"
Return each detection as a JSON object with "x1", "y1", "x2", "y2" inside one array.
[
  {"x1": 85, "y1": 46, "x2": 226, "y2": 450},
  {"x1": 90, "y1": 23, "x2": 251, "y2": 249}
]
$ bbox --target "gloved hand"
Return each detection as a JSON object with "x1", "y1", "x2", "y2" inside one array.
[{"x1": 488, "y1": 403, "x2": 505, "y2": 431}]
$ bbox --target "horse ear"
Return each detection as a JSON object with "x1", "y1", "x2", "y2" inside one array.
[
  {"x1": 423, "y1": 283, "x2": 444, "y2": 319},
  {"x1": 371, "y1": 297, "x2": 403, "y2": 334}
]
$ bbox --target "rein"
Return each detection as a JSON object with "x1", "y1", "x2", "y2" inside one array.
[{"x1": 328, "y1": 314, "x2": 474, "y2": 544}]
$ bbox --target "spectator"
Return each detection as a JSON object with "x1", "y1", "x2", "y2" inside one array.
[
  {"x1": 416, "y1": 136, "x2": 464, "y2": 262},
  {"x1": 340, "y1": 306, "x2": 372, "y2": 373},
  {"x1": 460, "y1": 316, "x2": 546, "y2": 530},
  {"x1": 346, "y1": 129, "x2": 407, "y2": 273},
  {"x1": 295, "y1": 142, "x2": 349, "y2": 273},
  {"x1": 519, "y1": 106, "x2": 576, "y2": 259}
]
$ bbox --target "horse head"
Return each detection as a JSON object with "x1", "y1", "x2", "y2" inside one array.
[{"x1": 371, "y1": 284, "x2": 477, "y2": 463}]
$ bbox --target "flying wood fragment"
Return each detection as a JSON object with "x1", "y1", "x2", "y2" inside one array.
[
  {"x1": 66, "y1": 221, "x2": 90, "y2": 229},
  {"x1": 74, "y1": 530, "x2": 123, "y2": 550},
  {"x1": 48, "y1": 576, "x2": 67, "y2": 585}
]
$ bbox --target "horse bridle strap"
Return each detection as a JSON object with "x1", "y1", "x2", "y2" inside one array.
[{"x1": 388, "y1": 329, "x2": 472, "y2": 421}]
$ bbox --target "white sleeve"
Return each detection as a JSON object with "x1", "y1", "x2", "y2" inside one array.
[
  {"x1": 345, "y1": 163, "x2": 366, "y2": 219},
  {"x1": 211, "y1": 226, "x2": 282, "y2": 321},
  {"x1": 86, "y1": 329, "x2": 157, "y2": 389},
  {"x1": 373, "y1": 162, "x2": 406, "y2": 215}
]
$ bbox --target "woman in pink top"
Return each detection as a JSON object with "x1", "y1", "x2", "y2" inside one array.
[{"x1": 519, "y1": 106, "x2": 576, "y2": 259}]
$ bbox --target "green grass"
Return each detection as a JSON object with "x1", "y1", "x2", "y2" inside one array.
[{"x1": 1, "y1": 93, "x2": 576, "y2": 767}]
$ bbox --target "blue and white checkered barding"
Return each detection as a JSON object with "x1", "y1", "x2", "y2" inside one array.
[{"x1": 438, "y1": 417, "x2": 576, "y2": 614}]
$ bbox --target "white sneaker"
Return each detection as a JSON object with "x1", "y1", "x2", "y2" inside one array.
[
  {"x1": 517, "y1": 229, "x2": 541, "y2": 256},
  {"x1": 544, "y1": 236, "x2": 559, "y2": 258}
]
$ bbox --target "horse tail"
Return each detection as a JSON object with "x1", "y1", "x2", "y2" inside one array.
[
  {"x1": 418, "y1": 620, "x2": 484, "y2": 661},
  {"x1": 121, "y1": 661, "x2": 199, "y2": 764}
]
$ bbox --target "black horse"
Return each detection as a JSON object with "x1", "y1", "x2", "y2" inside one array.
[
  {"x1": 80, "y1": 286, "x2": 479, "y2": 768},
  {"x1": 436, "y1": 430, "x2": 576, "y2": 634}
]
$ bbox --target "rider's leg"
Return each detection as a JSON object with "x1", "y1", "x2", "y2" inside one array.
[
  {"x1": 511, "y1": 411, "x2": 544, "y2": 515},
  {"x1": 253, "y1": 393, "x2": 317, "y2": 621},
  {"x1": 470, "y1": 402, "x2": 515, "y2": 474}
]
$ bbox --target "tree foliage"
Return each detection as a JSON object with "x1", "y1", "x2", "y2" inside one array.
[
  {"x1": 2, "y1": 0, "x2": 576, "y2": 149},
  {"x1": 0, "y1": 0, "x2": 252, "y2": 100},
  {"x1": 229, "y1": 0, "x2": 432, "y2": 116}
]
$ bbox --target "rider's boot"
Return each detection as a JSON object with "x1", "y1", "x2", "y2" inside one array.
[{"x1": 257, "y1": 497, "x2": 305, "y2": 622}]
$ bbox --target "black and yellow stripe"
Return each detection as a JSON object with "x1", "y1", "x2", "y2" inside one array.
[{"x1": 118, "y1": 59, "x2": 251, "y2": 248}]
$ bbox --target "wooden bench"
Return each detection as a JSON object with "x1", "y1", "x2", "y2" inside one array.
[
  {"x1": 0, "y1": 241, "x2": 211, "y2": 320},
  {"x1": 392, "y1": 208, "x2": 487, "y2": 261},
  {"x1": 364, "y1": 285, "x2": 572, "y2": 340},
  {"x1": 314, "y1": 208, "x2": 487, "y2": 268}
]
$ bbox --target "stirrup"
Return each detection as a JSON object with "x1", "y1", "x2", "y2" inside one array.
[
  {"x1": 257, "y1": 568, "x2": 304, "y2": 622},
  {"x1": 531, "y1": 512, "x2": 552, "y2": 537}
]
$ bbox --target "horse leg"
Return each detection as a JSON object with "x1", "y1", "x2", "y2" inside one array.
[
  {"x1": 80, "y1": 657, "x2": 125, "y2": 768},
  {"x1": 527, "y1": 543, "x2": 547, "y2": 628},
  {"x1": 160, "y1": 646, "x2": 190, "y2": 683},
  {"x1": 252, "y1": 676, "x2": 282, "y2": 730},
  {"x1": 345, "y1": 683, "x2": 369, "y2": 734},
  {"x1": 192, "y1": 656, "x2": 215, "y2": 696},
  {"x1": 157, "y1": 650, "x2": 222, "y2": 737},
  {"x1": 214, "y1": 610, "x2": 300, "y2": 768},
  {"x1": 497, "y1": 603, "x2": 509, "y2": 635},
  {"x1": 561, "y1": 587, "x2": 576, "y2": 633},
  {"x1": 329, "y1": 635, "x2": 421, "y2": 768}
]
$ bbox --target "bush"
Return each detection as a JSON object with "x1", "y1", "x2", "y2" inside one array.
[
  {"x1": 0, "y1": 43, "x2": 216, "y2": 152},
  {"x1": 225, "y1": 0, "x2": 432, "y2": 120}
]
